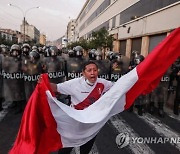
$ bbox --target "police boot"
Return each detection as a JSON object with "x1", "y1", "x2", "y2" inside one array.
[
  {"x1": 14, "y1": 101, "x2": 23, "y2": 114},
  {"x1": 158, "y1": 102, "x2": 165, "y2": 118},
  {"x1": 149, "y1": 102, "x2": 155, "y2": 114},
  {"x1": 173, "y1": 100, "x2": 179, "y2": 115},
  {"x1": 138, "y1": 105, "x2": 143, "y2": 116},
  {"x1": 0, "y1": 98, "x2": 3, "y2": 111}
]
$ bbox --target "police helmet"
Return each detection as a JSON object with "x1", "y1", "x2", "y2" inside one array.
[
  {"x1": 38, "y1": 47, "x2": 43, "y2": 54},
  {"x1": 42, "y1": 46, "x2": 47, "y2": 52},
  {"x1": 29, "y1": 50, "x2": 40, "y2": 62},
  {"x1": 134, "y1": 55, "x2": 144, "y2": 65},
  {"x1": 112, "y1": 52, "x2": 122, "y2": 62},
  {"x1": 0, "y1": 44, "x2": 9, "y2": 56},
  {"x1": 94, "y1": 50, "x2": 102, "y2": 60},
  {"x1": 74, "y1": 46, "x2": 83, "y2": 57},
  {"x1": 44, "y1": 47, "x2": 51, "y2": 57},
  {"x1": 106, "y1": 51, "x2": 114, "y2": 61},
  {"x1": 88, "y1": 49, "x2": 96, "y2": 60},
  {"x1": 32, "y1": 45, "x2": 38, "y2": 50},
  {"x1": 22, "y1": 43, "x2": 31, "y2": 56},
  {"x1": 49, "y1": 46, "x2": 58, "y2": 57},
  {"x1": 68, "y1": 49, "x2": 76, "y2": 57},
  {"x1": 131, "y1": 50, "x2": 140, "y2": 58},
  {"x1": 10, "y1": 44, "x2": 21, "y2": 57}
]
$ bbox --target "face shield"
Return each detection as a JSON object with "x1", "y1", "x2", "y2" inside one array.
[
  {"x1": 76, "y1": 50, "x2": 82, "y2": 56},
  {"x1": 134, "y1": 58, "x2": 140, "y2": 65},
  {"x1": 51, "y1": 50, "x2": 56, "y2": 56},
  {"x1": 96, "y1": 55, "x2": 102, "y2": 60},
  {"x1": 11, "y1": 50, "x2": 19, "y2": 57}
]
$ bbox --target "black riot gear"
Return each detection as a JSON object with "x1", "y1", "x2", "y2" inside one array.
[
  {"x1": 68, "y1": 50, "x2": 76, "y2": 57},
  {"x1": 90, "y1": 49, "x2": 110, "y2": 80},
  {"x1": 110, "y1": 53, "x2": 130, "y2": 82},
  {"x1": 44, "y1": 47, "x2": 51, "y2": 57},
  {"x1": 22, "y1": 43, "x2": 31, "y2": 56},
  {"x1": 0, "y1": 48, "x2": 3, "y2": 111},
  {"x1": 89, "y1": 49, "x2": 96, "y2": 60},
  {"x1": 2, "y1": 47, "x2": 25, "y2": 113},
  {"x1": 128, "y1": 54, "x2": 146, "y2": 116},
  {"x1": 32, "y1": 45, "x2": 38, "y2": 50},
  {"x1": 38, "y1": 47, "x2": 43, "y2": 54},
  {"x1": 112, "y1": 52, "x2": 123, "y2": 62},
  {"x1": 106, "y1": 51, "x2": 114, "y2": 61},
  {"x1": 134, "y1": 55, "x2": 145, "y2": 65},
  {"x1": 29, "y1": 50, "x2": 40, "y2": 63},
  {"x1": 49, "y1": 46, "x2": 58, "y2": 57},
  {"x1": 42, "y1": 46, "x2": 47, "y2": 52},
  {"x1": 10, "y1": 44, "x2": 21, "y2": 57},
  {"x1": 94, "y1": 50, "x2": 102, "y2": 60},
  {"x1": 22, "y1": 49, "x2": 43, "y2": 101},
  {"x1": 0, "y1": 44, "x2": 9, "y2": 56},
  {"x1": 74, "y1": 46, "x2": 83, "y2": 57}
]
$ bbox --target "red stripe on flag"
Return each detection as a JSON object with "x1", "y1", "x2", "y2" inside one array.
[
  {"x1": 9, "y1": 74, "x2": 62, "y2": 154},
  {"x1": 125, "y1": 27, "x2": 180, "y2": 110}
]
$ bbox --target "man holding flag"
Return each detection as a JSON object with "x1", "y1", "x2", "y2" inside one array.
[
  {"x1": 50, "y1": 60, "x2": 113, "y2": 153},
  {"x1": 9, "y1": 27, "x2": 180, "y2": 154}
]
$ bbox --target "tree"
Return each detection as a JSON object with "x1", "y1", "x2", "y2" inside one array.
[
  {"x1": 89, "y1": 27, "x2": 114, "y2": 50},
  {"x1": 66, "y1": 27, "x2": 114, "y2": 52}
]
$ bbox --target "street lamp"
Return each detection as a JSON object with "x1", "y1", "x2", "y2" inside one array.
[{"x1": 8, "y1": 4, "x2": 40, "y2": 43}]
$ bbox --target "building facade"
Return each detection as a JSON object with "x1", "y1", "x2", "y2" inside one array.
[
  {"x1": 20, "y1": 20, "x2": 40, "y2": 44},
  {"x1": 0, "y1": 29, "x2": 18, "y2": 44},
  {"x1": 75, "y1": 0, "x2": 180, "y2": 57},
  {"x1": 40, "y1": 34, "x2": 46, "y2": 45},
  {"x1": 67, "y1": 19, "x2": 76, "y2": 43}
]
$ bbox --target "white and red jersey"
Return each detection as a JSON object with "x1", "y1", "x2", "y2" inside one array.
[{"x1": 57, "y1": 76, "x2": 113, "y2": 107}]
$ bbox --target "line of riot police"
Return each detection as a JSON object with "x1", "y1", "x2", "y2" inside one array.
[{"x1": 0, "y1": 44, "x2": 179, "y2": 117}]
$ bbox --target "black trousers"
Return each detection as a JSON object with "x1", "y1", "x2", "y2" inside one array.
[{"x1": 58, "y1": 136, "x2": 96, "y2": 154}]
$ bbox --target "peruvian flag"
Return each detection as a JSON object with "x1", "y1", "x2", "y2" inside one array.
[{"x1": 9, "y1": 28, "x2": 180, "y2": 154}]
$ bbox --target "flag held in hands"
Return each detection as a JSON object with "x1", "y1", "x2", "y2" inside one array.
[{"x1": 9, "y1": 28, "x2": 180, "y2": 154}]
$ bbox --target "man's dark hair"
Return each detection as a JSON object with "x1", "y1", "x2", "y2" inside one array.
[{"x1": 82, "y1": 60, "x2": 98, "y2": 71}]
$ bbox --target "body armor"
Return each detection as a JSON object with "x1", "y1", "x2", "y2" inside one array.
[{"x1": 2, "y1": 56, "x2": 25, "y2": 102}]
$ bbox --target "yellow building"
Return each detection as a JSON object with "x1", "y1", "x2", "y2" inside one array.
[{"x1": 40, "y1": 34, "x2": 46, "y2": 45}]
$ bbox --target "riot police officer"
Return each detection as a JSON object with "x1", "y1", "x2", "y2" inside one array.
[
  {"x1": 110, "y1": 52, "x2": 129, "y2": 82},
  {"x1": 93, "y1": 49, "x2": 111, "y2": 80},
  {"x1": 43, "y1": 46, "x2": 66, "y2": 83},
  {"x1": 106, "y1": 51, "x2": 114, "y2": 61},
  {"x1": 149, "y1": 64, "x2": 172, "y2": 117},
  {"x1": 22, "y1": 49, "x2": 43, "y2": 101},
  {"x1": 66, "y1": 46, "x2": 86, "y2": 80},
  {"x1": 0, "y1": 44, "x2": 9, "y2": 57},
  {"x1": 88, "y1": 49, "x2": 96, "y2": 60},
  {"x1": 43, "y1": 46, "x2": 67, "y2": 103},
  {"x1": 22, "y1": 43, "x2": 31, "y2": 57},
  {"x1": 128, "y1": 54, "x2": 149, "y2": 116},
  {"x1": 2, "y1": 44, "x2": 25, "y2": 114},
  {"x1": 129, "y1": 50, "x2": 140, "y2": 71},
  {"x1": 169, "y1": 58, "x2": 180, "y2": 115},
  {"x1": 0, "y1": 46, "x2": 4, "y2": 111}
]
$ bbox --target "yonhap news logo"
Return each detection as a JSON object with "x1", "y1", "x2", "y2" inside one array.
[
  {"x1": 116, "y1": 132, "x2": 130, "y2": 148},
  {"x1": 116, "y1": 132, "x2": 180, "y2": 148}
]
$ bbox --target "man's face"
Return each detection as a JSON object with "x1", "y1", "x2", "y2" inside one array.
[{"x1": 83, "y1": 64, "x2": 98, "y2": 83}]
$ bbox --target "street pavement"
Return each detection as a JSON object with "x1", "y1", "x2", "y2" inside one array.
[{"x1": 0, "y1": 101, "x2": 179, "y2": 154}]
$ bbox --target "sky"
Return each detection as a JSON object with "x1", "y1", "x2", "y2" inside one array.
[{"x1": 0, "y1": 0, "x2": 86, "y2": 41}]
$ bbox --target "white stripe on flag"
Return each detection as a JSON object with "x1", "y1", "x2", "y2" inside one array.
[{"x1": 46, "y1": 68, "x2": 138, "y2": 147}]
